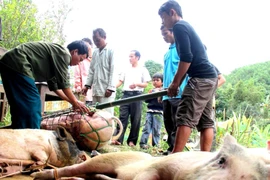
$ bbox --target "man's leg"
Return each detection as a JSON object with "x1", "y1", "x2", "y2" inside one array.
[
  {"x1": 117, "y1": 103, "x2": 130, "y2": 144},
  {"x1": 173, "y1": 78, "x2": 217, "y2": 153},
  {"x1": 173, "y1": 125, "x2": 192, "y2": 152},
  {"x1": 200, "y1": 128, "x2": 214, "y2": 151},
  {"x1": 168, "y1": 99, "x2": 181, "y2": 149},
  {"x1": 198, "y1": 96, "x2": 216, "y2": 151},
  {"x1": 92, "y1": 96, "x2": 99, "y2": 105},
  {"x1": 139, "y1": 113, "x2": 152, "y2": 148},
  {"x1": 128, "y1": 100, "x2": 142, "y2": 145},
  {"x1": 163, "y1": 100, "x2": 174, "y2": 151},
  {"x1": 96, "y1": 96, "x2": 115, "y2": 115},
  {"x1": 1, "y1": 70, "x2": 41, "y2": 129},
  {"x1": 152, "y1": 113, "x2": 163, "y2": 147}
]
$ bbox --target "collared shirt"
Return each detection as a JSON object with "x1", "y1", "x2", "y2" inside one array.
[
  {"x1": 163, "y1": 43, "x2": 188, "y2": 101},
  {"x1": 0, "y1": 42, "x2": 71, "y2": 91},
  {"x1": 119, "y1": 65, "x2": 151, "y2": 92},
  {"x1": 85, "y1": 44, "x2": 116, "y2": 97},
  {"x1": 74, "y1": 59, "x2": 92, "y2": 101}
]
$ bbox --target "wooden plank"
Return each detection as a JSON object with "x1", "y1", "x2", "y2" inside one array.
[{"x1": 35, "y1": 82, "x2": 62, "y2": 114}]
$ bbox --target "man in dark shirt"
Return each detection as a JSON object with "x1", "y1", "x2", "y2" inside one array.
[
  {"x1": 158, "y1": 1, "x2": 218, "y2": 152},
  {"x1": 0, "y1": 41, "x2": 90, "y2": 129}
]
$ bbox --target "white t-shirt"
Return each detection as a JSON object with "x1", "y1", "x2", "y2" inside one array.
[{"x1": 119, "y1": 65, "x2": 151, "y2": 92}]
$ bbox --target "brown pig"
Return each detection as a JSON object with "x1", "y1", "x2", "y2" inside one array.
[
  {"x1": 0, "y1": 126, "x2": 87, "y2": 176},
  {"x1": 31, "y1": 134, "x2": 270, "y2": 180}
]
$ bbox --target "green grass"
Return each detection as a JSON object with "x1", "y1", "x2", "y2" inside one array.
[{"x1": 0, "y1": 106, "x2": 11, "y2": 127}]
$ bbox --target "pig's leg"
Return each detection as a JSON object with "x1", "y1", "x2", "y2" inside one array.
[
  {"x1": 58, "y1": 174, "x2": 120, "y2": 180},
  {"x1": 30, "y1": 151, "x2": 51, "y2": 168},
  {"x1": 31, "y1": 152, "x2": 151, "y2": 179},
  {"x1": 59, "y1": 178, "x2": 84, "y2": 180},
  {"x1": 84, "y1": 174, "x2": 121, "y2": 180},
  {"x1": 31, "y1": 158, "x2": 118, "y2": 180}
]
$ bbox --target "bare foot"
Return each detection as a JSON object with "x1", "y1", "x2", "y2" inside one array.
[{"x1": 128, "y1": 142, "x2": 135, "y2": 147}]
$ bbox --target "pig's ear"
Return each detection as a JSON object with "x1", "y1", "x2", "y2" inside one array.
[
  {"x1": 223, "y1": 133, "x2": 237, "y2": 146},
  {"x1": 56, "y1": 126, "x2": 68, "y2": 141}
]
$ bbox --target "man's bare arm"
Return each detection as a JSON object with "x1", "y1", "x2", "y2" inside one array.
[{"x1": 168, "y1": 61, "x2": 190, "y2": 97}]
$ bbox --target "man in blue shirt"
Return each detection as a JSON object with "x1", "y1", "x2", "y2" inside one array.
[{"x1": 161, "y1": 25, "x2": 188, "y2": 155}]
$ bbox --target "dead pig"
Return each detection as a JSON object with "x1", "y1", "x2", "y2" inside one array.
[
  {"x1": 31, "y1": 134, "x2": 270, "y2": 180},
  {"x1": 0, "y1": 126, "x2": 87, "y2": 176},
  {"x1": 41, "y1": 110, "x2": 123, "y2": 151}
]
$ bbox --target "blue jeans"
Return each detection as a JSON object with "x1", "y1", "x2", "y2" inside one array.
[{"x1": 140, "y1": 112, "x2": 163, "y2": 147}]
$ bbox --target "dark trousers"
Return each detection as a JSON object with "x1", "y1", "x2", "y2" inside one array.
[
  {"x1": 1, "y1": 70, "x2": 41, "y2": 129},
  {"x1": 163, "y1": 98, "x2": 181, "y2": 151},
  {"x1": 117, "y1": 91, "x2": 142, "y2": 145}
]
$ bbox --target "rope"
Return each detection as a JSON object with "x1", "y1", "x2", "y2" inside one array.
[{"x1": 53, "y1": 168, "x2": 58, "y2": 180}]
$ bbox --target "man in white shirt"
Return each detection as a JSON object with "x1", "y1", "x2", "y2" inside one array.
[{"x1": 114, "y1": 50, "x2": 151, "y2": 146}]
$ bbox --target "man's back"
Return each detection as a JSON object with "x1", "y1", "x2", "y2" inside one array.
[
  {"x1": 173, "y1": 20, "x2": 217, "y2": 78},
  {"x1": 0, "y1": 42, "x2": 70, "y2": 85}
]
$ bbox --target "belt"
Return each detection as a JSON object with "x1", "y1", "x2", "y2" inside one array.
[{"x1": 123, "y1": 91, "x2": 142, "y2": 95}]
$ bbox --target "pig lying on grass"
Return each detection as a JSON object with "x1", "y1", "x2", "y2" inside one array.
[
  {"x1": 31, "y1": 134, "x2": 270, "y2": 180},
  {"x1": 0, "y1": 126, "x2": 87, "y2": 176}
]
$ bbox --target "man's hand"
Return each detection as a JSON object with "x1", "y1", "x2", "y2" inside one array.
[
  {"x1": 129, "y1": 83, "x2": 136, "y2": 89},
  {"x1": 75, "y1": 86, "x2": 82, "y2": 93},
  {"x1": 72, "y1": 100, "x2": 90, "y2": 113},
  {"x1": 81, "y1": 87, "x2": 89, "y2": 96},
  {"x1": 167, "y1": 61, "x2": 190, "y2": 97},
  {"x1": 105, "y1": 89, "x2": 112, "y2": 97},
  {"x1": 168, "y1": 83, "x2": 179, "y2": 97}
]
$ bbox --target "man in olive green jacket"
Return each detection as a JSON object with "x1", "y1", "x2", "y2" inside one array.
[{"x1": 0, "y1": 40, "x2": 90, "y2": 129}]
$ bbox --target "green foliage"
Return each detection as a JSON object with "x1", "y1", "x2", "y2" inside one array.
[
  {"x1": 216, "y1": 112, "x2": 270, "y2": 148},
  {"x1": 144, "y1": 60, "x2": 163, "y2": 77},
  {"x1": 226, "y1": 61, "x2": 270, "y2": 93},
  {"x1": 37, "y1": 0, "x2": 73, "y2": 45},
  {"x1": 0, "y1": 0, "x2": 42, "y2": 49},
  {"x1": 114, "y1": 86, "x2": 123, "y2": 118},
  {"x1": 0, "y1": 106, "x2": 11, "y2": 127},
  {"x1": 0, "y1": 0, "x2": 73, "y2": 49},
  {"x1": 216, "y1": 61, "x2": 270, "y2": 120}
]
